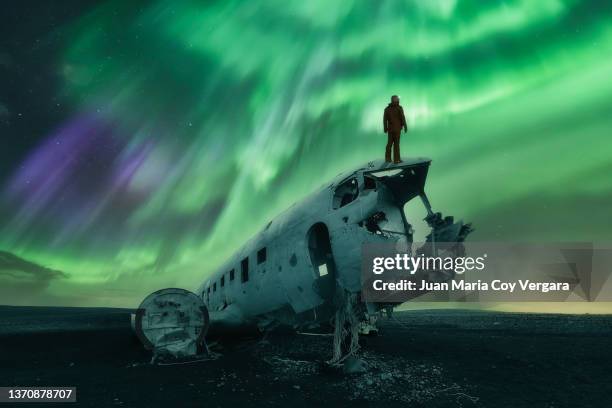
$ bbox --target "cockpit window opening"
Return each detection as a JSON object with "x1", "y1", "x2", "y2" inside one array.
[
  {"x1": 364, "y1": 176, "x2": 376, "y2": 190},
  {"x1": 332, "y1": 177, "x2": 359, "y2": 209}
]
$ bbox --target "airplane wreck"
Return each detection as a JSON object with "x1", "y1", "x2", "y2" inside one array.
[{"x1": 132, "y1": 158, "x2": 473, "y2": 365}]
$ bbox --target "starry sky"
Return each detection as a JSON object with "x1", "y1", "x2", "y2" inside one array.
[{"x1": 1, "y1": 0, "x2": 611, "y2": 309}]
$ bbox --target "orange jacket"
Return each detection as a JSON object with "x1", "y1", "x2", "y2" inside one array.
[{"x1": 383, "y1": 103, "x2": 407, "y2": 133}]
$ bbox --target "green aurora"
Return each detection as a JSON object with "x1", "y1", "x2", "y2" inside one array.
[{"x1": 1, "y1": 0, "x2": 611, "y2": 308}]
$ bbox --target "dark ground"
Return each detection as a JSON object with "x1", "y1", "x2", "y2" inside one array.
[{"x1": 0, "y1": 307, "x2": 611, "y2": 407}]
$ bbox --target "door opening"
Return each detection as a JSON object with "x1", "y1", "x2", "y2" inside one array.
[{"x1": 307, "y1": 223, "x2": 336, "y2": 300}]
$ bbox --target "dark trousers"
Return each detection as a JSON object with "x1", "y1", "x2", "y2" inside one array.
[{"x1": 385, "y1": 131, "x2": 401, "y2": 162}]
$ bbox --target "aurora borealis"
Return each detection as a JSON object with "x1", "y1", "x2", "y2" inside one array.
[{"x1": 1, "y1": 0, "x2": 612, "y2": 308}]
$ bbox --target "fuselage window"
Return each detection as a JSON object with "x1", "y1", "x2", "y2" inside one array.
[
  {"x1": 221, "y1": 276, "x2": 225, "y2": 287},
  {"x1": 241, "y1": 257, "x2": 249, "y2": 283},
  {"x1": 257, "y1": 247, "x2": 267, "y2": 264},
  {"x1": 333, "y1": 177, "x2": 359, "y2": 209},
  {"x1": 229, "y1": 269, "x2": 235, "y2": 281},
  {"x1": 364, "y1": 176, "x2": 376, "y2": 190}
]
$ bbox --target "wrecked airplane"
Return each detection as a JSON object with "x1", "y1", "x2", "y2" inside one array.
[{"x1": 133, "y1": 158, "x2": 472, "y2": 363}]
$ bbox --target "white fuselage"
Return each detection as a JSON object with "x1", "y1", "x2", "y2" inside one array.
[{"x1": 197, "y1": 158, "x2": 432, "y2": 327}]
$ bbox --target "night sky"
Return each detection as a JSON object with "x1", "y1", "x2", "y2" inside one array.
[{"x1": 1, "y1": 0, "x2": 611, "y2": 308}]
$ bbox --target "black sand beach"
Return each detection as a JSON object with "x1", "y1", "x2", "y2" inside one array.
[{"x1": 1, "y1": 306, "x2": 611, "y2": 407}]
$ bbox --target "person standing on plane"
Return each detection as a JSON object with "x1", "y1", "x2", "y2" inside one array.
[{"x1": 383, "y1": 95, "x2": 408, "y2": 163}]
